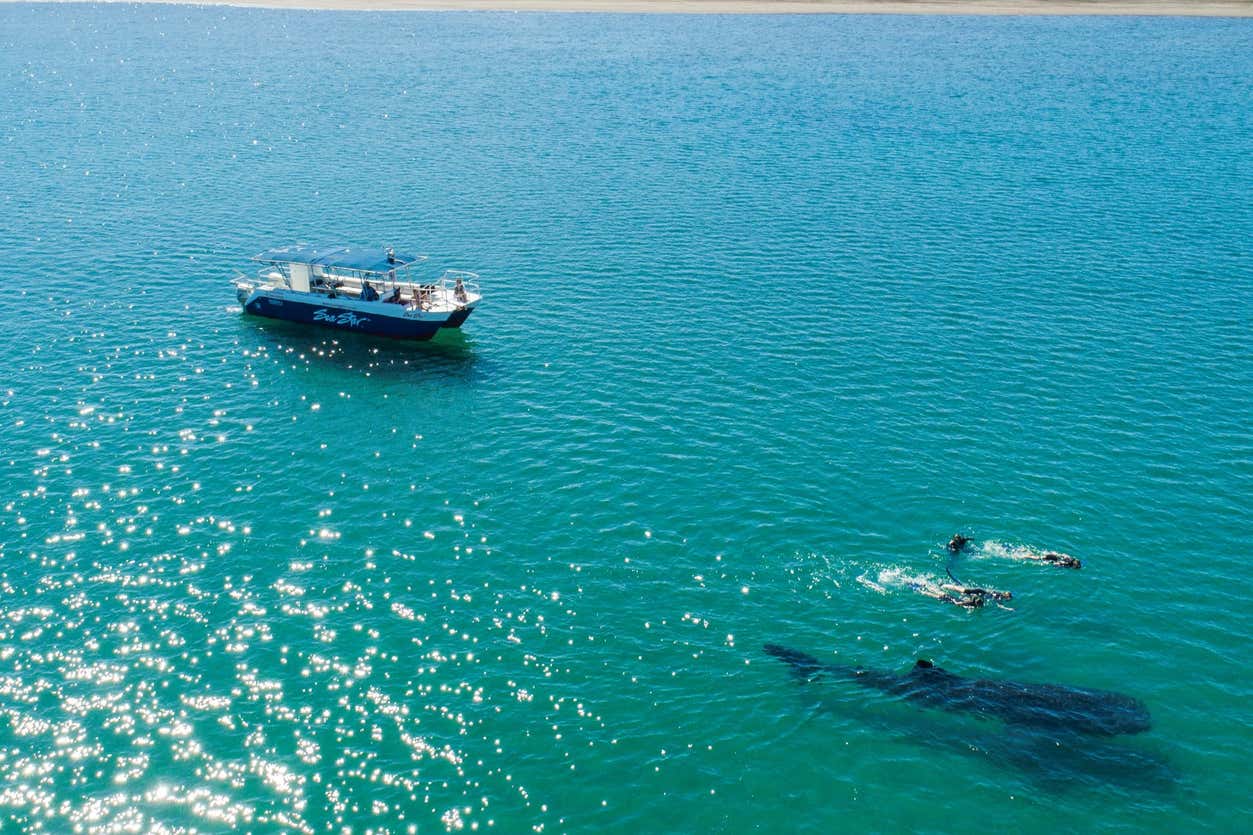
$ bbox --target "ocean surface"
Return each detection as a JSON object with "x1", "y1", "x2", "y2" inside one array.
[{"x1": 1, "y1": 3, "x2": 1250, "y2": 832}]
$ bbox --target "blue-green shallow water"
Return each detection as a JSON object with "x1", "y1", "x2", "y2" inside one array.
[{"x1": 1, "y1": 3, "x2": 1251, "y2": 831}]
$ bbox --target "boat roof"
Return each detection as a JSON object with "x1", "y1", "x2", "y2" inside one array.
[{"x1": 252, "y1": 244, "x2": 423, "y2": 273}]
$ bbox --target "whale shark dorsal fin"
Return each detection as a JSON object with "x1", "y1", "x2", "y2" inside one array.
[{"x1": 915, "y1": 659, "x2": 934, "y2": 669}]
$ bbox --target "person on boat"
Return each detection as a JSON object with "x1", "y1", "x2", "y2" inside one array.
[
  {"x1": 361, "y1": 281, "x2": 379, "y2": 302},
  {"x1": 454, "y1": 277, "x2": 468, "y2": 303},
  {"x1": 387, "y1": 287, "x2": 403, "y2": 304},
  {"x1": 313, "y1": 274, "x2": 341, "y2": 296}
]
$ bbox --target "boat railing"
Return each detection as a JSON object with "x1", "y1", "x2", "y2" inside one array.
[
  {"x1": 257, "y1": 265, "x2": 287, "y2": 284},
  {"x1": 252, "y1": 263, "x2": 480, "y2": 311},
  {"x1": 258, "y1": 265, "x2": 337, "y2": 292},
  {"x1": 437, "y1": 270, "x2": 481, "y2": 304}
]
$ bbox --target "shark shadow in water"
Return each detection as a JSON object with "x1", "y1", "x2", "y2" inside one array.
[
  {"x1": 814, "y1": 698, "x2": 1178, "y2": 796},
  {"x1": 764, "y1": 644, "x2": 1151, "y2": 737}
]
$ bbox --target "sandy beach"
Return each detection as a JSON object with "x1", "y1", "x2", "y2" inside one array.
[{"x1": 10, "y1": 1, "x2": 1253, "y2": 17}]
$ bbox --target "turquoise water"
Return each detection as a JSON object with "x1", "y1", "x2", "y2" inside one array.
[{"x1": 1, "y1": 3, "x2": 1251, "y2": 831}]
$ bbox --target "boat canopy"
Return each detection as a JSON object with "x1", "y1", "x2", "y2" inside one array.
[{"x1": 252, "y1": 244, "x2": 424, "y2": 274}]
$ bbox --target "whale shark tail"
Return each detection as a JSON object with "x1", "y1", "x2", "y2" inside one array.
[{"x1": 763, "y1": 643, "x2": 825, "y2": 682}]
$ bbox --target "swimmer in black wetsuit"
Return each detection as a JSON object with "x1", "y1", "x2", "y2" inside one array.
[
  {"x1": 1037, "y1": 551, "x2": 1082, "y2": 569},
  {"x1": 942, "y1": 566, "x2": 1013, "y2": 604},
  {"x1": 906, "y1": 578, "x2": 985, "y2": 609}
]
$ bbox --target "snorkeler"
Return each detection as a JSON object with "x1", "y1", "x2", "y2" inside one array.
[
  {"x1": 1036, "y1": 551, "x2": 1082, "y2": 569},
  {"x1": 947, "y1": 534, "x2": 1081, "y2": 570},
  {"x1": 947, "y1": 534, "x2": 970, "y2": 554},
  {"x1": 943, "y1": 566, "x2": 1013, "y2": 603},
  {"x1": 906, "y1": 578, "x2": 986, "y2": 610}
]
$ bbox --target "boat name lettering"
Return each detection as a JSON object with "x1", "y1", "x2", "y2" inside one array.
[{"x1": 313, "y1": 308, "x2": 370, "y2": 328}]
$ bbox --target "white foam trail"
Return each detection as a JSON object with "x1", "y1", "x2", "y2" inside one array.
[
  {"x1": 855, "y1": 573, "x2": 887, "y2": 594},
  {"x1": 975, "y1": 540, "x2": 1040, "y2": 561},
  {"x1": 874, "y1": 567, "x2": 942, "y2": 591}
]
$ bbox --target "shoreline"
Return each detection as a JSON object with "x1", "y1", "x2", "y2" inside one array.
[{"x1": 7, "y1": 1, "x2": 1253, "y2": 18}]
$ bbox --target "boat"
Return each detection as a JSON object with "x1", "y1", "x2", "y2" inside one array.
[{"x1": 233, "y1": 244, "x2": 482, "y2": 340}]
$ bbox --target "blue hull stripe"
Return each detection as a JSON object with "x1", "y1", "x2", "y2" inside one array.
[{"x1": 245, "y1": 295, "x2": 443, "y2": 340}]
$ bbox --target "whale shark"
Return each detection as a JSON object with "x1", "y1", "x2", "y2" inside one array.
[
  {"x1": 821, "y1": 698, "x2": 1177, "y2": 796},
  {"x1": 764, "y1": 644, "x2": 1151, "y2": 737}
]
